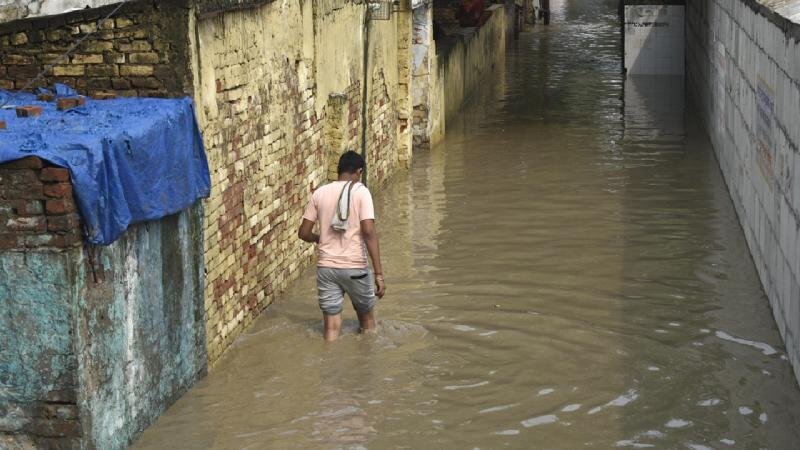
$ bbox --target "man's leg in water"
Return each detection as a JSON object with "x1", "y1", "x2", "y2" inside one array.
[
  {"x1": 323, "y1": 313, "x2": 343, "y2": 341},
  {"x1": 357, "y1": 310, "x2": 376, "y2": 334}
]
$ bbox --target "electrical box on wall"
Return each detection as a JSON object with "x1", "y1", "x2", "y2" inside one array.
[{"x1": 624, "y1": 2, "x2": 685, "y2": 75}]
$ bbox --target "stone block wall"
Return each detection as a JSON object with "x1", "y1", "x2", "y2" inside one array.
[
  {"x1": 0, "y1": 155, "x2": 206, "y2": 448},
  {"x1": 687, "y1": 0, "x2": 800, "y2": 383},
  {"x1": 0, "y1": 1, "x2": 191, "y2": 97}
]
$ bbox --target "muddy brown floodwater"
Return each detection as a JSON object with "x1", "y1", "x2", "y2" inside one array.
[{"x1": 134, "y1": 1, "x2": 800, "y2": 449}]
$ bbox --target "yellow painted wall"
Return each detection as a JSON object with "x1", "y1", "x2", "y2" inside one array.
[
  {"x1": 187, "y1": 0, "x2": 413, "y2": 365},
  {"x1": 439, "y1": 4, "x2": 507, "y2": 122}
]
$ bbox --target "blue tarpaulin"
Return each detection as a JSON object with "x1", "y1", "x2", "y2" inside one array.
[{"x1": 0, "y1": 89, "x2": 211, "y2": 245}]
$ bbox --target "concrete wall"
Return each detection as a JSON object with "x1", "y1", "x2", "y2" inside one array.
[
  {"x1": 0, "y1": 157, "x2": 206, "y2": 449},
  {"x1": 687, "y1": 0, "x2": 800, "y2": 383},
  {"x1": 624, "y1": 4, "x2": 685, "y2": 75},
  {"x1": 190, "y1": 0, "x2": 413, "y2": 363},
  {"x1": 438, "y1": 4, "x2": 508, "y2": 122}
]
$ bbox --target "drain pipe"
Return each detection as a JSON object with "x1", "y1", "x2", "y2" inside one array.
[{"x1": 360, "y1": 4, "x2": 371, "y2": 187}]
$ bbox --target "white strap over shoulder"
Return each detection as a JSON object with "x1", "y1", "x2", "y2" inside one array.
[{"x1": 331, "y1": 181, "x2": 354, "y2": 231}]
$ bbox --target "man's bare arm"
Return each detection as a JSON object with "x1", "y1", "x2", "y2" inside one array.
[
  {"x1": 298, "y1": 218, "x2": 319, "y2": 243},
  {"x1": 360, "y1": 219, "x2": 385, "y2": 298}
]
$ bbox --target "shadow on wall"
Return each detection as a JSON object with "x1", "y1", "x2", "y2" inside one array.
[
  {"x1": 436, "y1": 3, "x2": 509, "y2": 123},
  {"x1": 624, "y1": 4, "x2": 684, "y2": 76}
]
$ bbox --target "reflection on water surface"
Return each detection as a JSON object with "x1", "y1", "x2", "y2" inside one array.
[{"x1": 134, "y1": 1, "x2": 800, "y2": 448}]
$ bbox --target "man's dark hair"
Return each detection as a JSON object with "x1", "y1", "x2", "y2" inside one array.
[{"x1": 337, "y1": 150, "x2": 365, "y2": 175}]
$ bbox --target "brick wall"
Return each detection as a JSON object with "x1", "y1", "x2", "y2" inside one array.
[
  {"x1": 0, "y1": 156, "x2": 81, "y2": 250},
  {"x1": 322, "y1": 83, "x2": 363, "y2": 180},
  {"x1": 0, "y1": 0, "x2": 415, "y2": 369},
  {"x1": 203, "y1": 58, "x2": 327, "y2": 362},
  {"x1": 367, "y1": 69, "x2": 400, "y2": 185},
  {"x1": 194, "y1": 0, "x2": 412, "y2": 364},
  {"x1": 0, "y1": 0, "x2": 122, "y2": 23},
  {"x1": 0, "y1": 0, "x2": 191, "y2": 97}
]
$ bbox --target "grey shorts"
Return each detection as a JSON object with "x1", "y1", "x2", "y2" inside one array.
[{"x1": 316, "y1": 267, "x2": 377, "y2": 315}]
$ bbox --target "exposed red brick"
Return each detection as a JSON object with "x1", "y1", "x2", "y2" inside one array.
[
  {"x1": 21, "y1": 233, "x2": 53, "y2": 247},
  {"x1": 1, "y1": 157, "x2": 42, "y2": 169},
  {"x1": 56, "y1": 98, "x2": 79, "y2": 111},
  {"x1": 26, "y1": 417, "x2": 82, "y2": 438},
  {"x1": 91, "y1": 92, "x2": 117, "y2": 100},
  {"x1": 51, "y1": 229, "x2": 82, "y2": 247},
  {"x1": 44, "y1": 390, "x2": 77, "y2": 404},
  {"x1": 47, "y1": 214, "x2": 80, "y2": 232},
  {"x1": 12, "y1": 200, "x2": 44, "y2": 216},
  {"x1": 0, "y1": 120, "x2": 6, "y2": 129},
  {"x1": 0, "y1": 168, "x2": 40, "y2": 188},
  {"x1": 37, "y1": 93, "x2": 55, "y2": 101},
  {"x1": 0, "y1": 234, "x2": 20, "y2": 249},
  {"x1": 16, "y1": 105, "x2": 43, "y2": 117},
  {"x1": 0, "y1": 183, "x2": 44, "y2": 200},
  {"x1": 43, "y1": 183, "x2": 72, "y2": 198},
  {"x1": 45, "y1": 199, "x2": 76, "y2": 215},
  {"x1": 40, "y1": 167, "x2": 70, "y2": 182},
  {"x1": 6, "y1": 216, "x2": 46, "y2": 232}
]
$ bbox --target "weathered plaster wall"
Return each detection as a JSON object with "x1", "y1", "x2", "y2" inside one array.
[
  {"x1": 191, "y1": 0, "x2": 413, "y2": 364},
  {"x1": 0, "y1": 250, "x2": 83, "y2": 449},
  {"x1": 412, "y1": 2, "x2": 445, "y2": 150},
  {"x1": 438, "y1": 4, "x2": 508, "y2": 122},
  {"x1": 75, "y1": 203, "x2": 206, "y2": 449},
  {"x1": 0, "y1": 155, "x2": 206, "y2": 448},
  {"x1": 687, "y1": 0, "x2": 800, "y2": 383}
]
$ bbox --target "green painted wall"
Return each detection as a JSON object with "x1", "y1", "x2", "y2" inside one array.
[{"x1": 0, "y1": 203, "x2": 207, "y2": 449}]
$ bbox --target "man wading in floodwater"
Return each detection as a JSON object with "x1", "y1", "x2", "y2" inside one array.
[{"x1": 298, "y1": 151, "x2": 386, "y2": 341}]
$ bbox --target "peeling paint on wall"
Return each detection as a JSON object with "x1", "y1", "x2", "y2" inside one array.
[{"x1": 0, "y1": 203, "x2": 206, "y2": 448}]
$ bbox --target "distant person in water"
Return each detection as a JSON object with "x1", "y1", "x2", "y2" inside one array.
[{"x1": 298, "y1": 151, "x2": 386, "y2": 341}]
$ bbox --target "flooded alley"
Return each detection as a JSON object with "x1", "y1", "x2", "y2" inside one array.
[{"x1": 134, "y1": 1, "x2": 800, "y2": 448}]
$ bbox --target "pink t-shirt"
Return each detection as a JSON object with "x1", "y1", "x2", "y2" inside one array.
[{"x1": 303, "y1": 181, "x2": 375, "y2": 268}]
